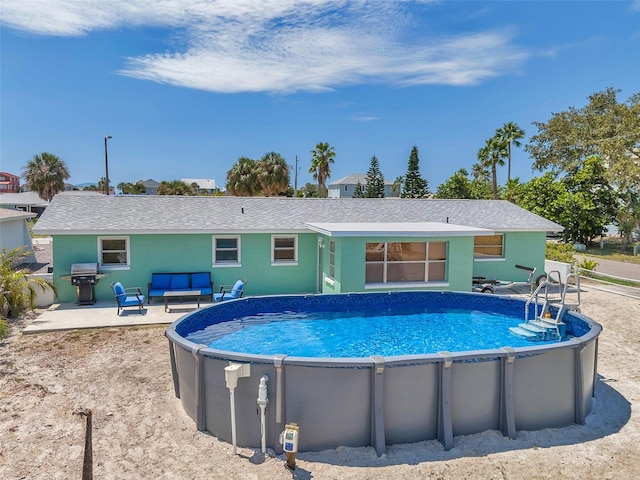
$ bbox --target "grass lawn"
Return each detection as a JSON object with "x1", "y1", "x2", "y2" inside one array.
[{"x1": 582, "y1": 236, "x2": 640, "y2": 266}]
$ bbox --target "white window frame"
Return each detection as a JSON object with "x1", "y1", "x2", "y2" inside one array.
[
  {"x1": 474, "y1": 233, "x2": 505, "y2": 260},
  {"x1": 98, "y1": 236, "x2": 130, "y2": 270},
  {"x1": 364, "y1": 241, "x2": 448, "y2": 287},
  {"x1": 328, "y1": 240, "x2": 336, "y2": 279},
  {"x1": 213, "y1": 235, "x2": 241, "y2": 267},
  {"x1": 271, "y1": 235, "x2": 298, "y2": 265}
]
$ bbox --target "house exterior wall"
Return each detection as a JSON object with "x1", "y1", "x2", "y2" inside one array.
[
  {"x1": 472, "y1": 232, "x2": 547, "y2": 283},
  {"x1": 0, "y1": 217, "x2": 36, "y2": 263},
  {"x1": 52, "y1": 233, "x2": 320, "y2": 302},
  {"x1": 328, "y1": 184, "x2": 398, "y2": 198},
  {"x1": 51, "y1": 230, "x2": 548, "y2": 303},
  {"x1": 319, "y1": 236, "x2": 475, "y2": 294}
]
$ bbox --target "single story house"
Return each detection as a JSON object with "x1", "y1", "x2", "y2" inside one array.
[
  {"x1": 0, "y1": 208, "x2": 37, "y2": 263},
  {"x1": 0, "y1": 191, "x2": 49, "y2": 216},
  {"x1": 328, "y1": 174, "x2": 400, "y2": 198},
  {"x1": 32, "y1": 195, "x2": 562, "y2": 303},
  {"x1": 182, "y1": 178, "x2": 217, "y2": 194}
]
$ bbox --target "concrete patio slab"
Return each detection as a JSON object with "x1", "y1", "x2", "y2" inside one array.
[{"x1": 23, "y1": 299, "x2": 212, "y2": 334}]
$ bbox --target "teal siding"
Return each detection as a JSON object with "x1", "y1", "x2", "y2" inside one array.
[
  {"x1": 53, "y1": 233, "x2": 319, "y2": 302},
  {"x1": 318, "y1": 236, "x2": 476, "y2": 294},
  {"x1": 51, "y1": 231, "x2": 547, "y2": 302},
  {"x1": 472, "y1": 232, "x2": 547, "y2": 283}
]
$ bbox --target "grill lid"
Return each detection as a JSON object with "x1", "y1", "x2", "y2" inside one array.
[{"x1": 71, "y1": 263, "x2": 99, "y2": 275}]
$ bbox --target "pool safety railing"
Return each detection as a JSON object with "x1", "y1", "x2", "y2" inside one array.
[{"x1": 511, "y1": 268, "x2": 582, "y2": 341}]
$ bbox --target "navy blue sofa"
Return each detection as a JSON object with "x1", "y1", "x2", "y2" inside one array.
[{"x1": 147, "y1": 272, "x2": 213, "y2": 304}]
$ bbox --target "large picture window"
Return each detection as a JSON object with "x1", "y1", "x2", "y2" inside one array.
[
  {"x1": 213, "y1": 236, "x2": 241, "y2": 265},
  {"x1": 365, "y1": 241, "x2": 447, "y2": 284},
  {"x1": 272, "y1": 235, "x2": 297, "y2": 264},
  {"x1": 474, "y1": 234, "x2": 504, "y2": 258},
  {"x1": 98, "y1": 236, "x2": 129, "y2": 269}
]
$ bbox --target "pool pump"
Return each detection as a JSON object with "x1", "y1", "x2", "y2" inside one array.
[{"x1": 280, "y1": 423, "x2": 300, "y2": 470}]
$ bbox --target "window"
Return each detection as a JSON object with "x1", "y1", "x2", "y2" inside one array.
[
  {"x1": 365, "y1": 241, "x2": 447, "y2": 284},
  {"x1": 98, "y1": 237, "x2": 129, "y2": 269},
  {"x1": 272, "y1": 235, "x2": 297, "y2": 264},
  {"x1": 329, "y1": 240, "x2": 336, "y2": 278},
  {"x1": 474, "y1": 234, "x2": 504, "y2": 258},
  {"x1": 213, "y1": 236, "x2": 240, "y2": 265}
]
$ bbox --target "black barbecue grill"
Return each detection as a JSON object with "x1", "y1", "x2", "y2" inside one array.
[{"x1": 70, "y1": 263, "x2": 100, "y2": 305}]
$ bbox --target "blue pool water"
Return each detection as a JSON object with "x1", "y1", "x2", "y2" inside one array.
[{"x1": 185, "y1": 306, "x2": 561, "y2": 358}]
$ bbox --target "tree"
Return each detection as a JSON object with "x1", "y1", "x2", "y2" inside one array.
[
  {"x1": 353, "y1": 181, "x2": 365, "y2": 198},
  {"x1": 496, "y1": 122, "x2": 525, "y2": 183},
  {"x1": 525, "y1": 87, "x2": 640, "y2": 190},
  {"x1": 157, "y1": 180, "x2": 195, "y2": 195},
  {"x1": 22, "y1": 152, "x2": 70, "y2": 202},
  {"x1": 401, "y1": 146, "x2": 429, "y2": 198},
  {"x1": 97, "y1": 177, "x2": 111, "y2": 194},
  {"x1": 433, "y1": 168, "x2": 492, "y2": 199},
  {"x1": 256, "y1": 152, "x2": 290, "y2": 196},
  {"x1": 391, "y1": 176, "x2": 403, "y2": 197},
  {"x1": 364, "y1": 155, "x2": 385, "y2": 198},
  {"x1": 517, "y1": 156, "x2": 618, "y2": 244},
  {"x1": 226, "y1": 157, "x2": 259, "y2": 196},
  {"x1": 1, "y1": 247, "x2": 57, "y2": 329},
  {"x1": 309, "y1": 142, "x2": 336, "y2": 198},
  {"x1": 117, "y1": 181, "x2": 146, "y2": 194},
  {"x1": 615, "y1": 188, "x2": 640, "y2": 252},
  {"x1": 477, "y1": 135, "x2": 508, "y2": 200},
  {"x1": 297, "y1": 182, "x2": 318, "y2": 198}
]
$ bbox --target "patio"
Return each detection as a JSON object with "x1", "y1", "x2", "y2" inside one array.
[{"x1": 23, "y1": 298, "x2": 208, "y2": 334}]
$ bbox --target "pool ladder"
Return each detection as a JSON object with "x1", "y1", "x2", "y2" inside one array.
[{"x1": 509, "y1": 267, "x2": 581, "y2": 341}]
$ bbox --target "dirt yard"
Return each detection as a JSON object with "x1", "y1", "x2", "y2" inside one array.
[{"x1": 1, "y1": 285, "x2": 639, "y2": 479}]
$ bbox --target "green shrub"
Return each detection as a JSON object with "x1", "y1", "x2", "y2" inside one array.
[
  {"x1": 546, "y1": 242, "x2": 576, "y2": 263},
  {"x1": 0, "y1": 246, "x2": 57, "y2": 325},
  {"x1": 577, "y1": 258, "x2": 599, "y2": 272}
]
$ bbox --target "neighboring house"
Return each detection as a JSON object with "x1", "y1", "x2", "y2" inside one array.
[
  {"x1": 141, "y1": 179, "x2": 160, "y2": 195},
  {"x1": 0, "y1": 208, "x2": 37, "y2": 263},
  {"x1": 33, "y1": 195, "x2": 562, "y2": 303},
  {"x1": 182, "y1": 178, "x2": 217, "y2": 194},
  {"x1": 328, "y1": 174, "x2": 399, "y2": 198},
  {"x1": 0, "y1": 192, "x2": 49, "y2": 216},
  {"x1": 0, "y1": 172, "x2": 20, "y2": 192}
]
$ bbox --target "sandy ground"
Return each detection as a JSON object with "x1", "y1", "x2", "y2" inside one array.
[{"x1": 1, "y1": 284, "x2": 640, "y2": 480}]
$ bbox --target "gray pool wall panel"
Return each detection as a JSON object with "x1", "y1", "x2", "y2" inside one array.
[{"x1": 166, "y1": 291, "x2": 601, "y2": 454}]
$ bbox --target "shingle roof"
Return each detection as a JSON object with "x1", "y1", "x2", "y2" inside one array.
[
  {"x1": 0, "y1": 208, "x2": 37, "y2": 221},
  {"x1": 32, "y1": 195, "x2": 563, "y2": 235}
]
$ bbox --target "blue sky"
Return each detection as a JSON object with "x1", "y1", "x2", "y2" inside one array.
[{"x1": 1, "y1": 1, "x2": 639, "y2": 192}]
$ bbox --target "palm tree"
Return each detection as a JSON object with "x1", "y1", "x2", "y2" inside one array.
[
  {"x1": 471, "y1": 162, "x2": 489, "y2": 181},
  {"x1": 496, "y1": 122, "x2": 525, "y2": 183},
  {"x1": 257, "y1": 152, "x2": 290, "y2": 196},
  {"x1": 309, "y1": 142, "x2": 336, "y2": 198},
  {"x1": 391, "y1": 176, "x2": 404, "y2": 197},
  {"x1": 477, "y1": 136, "x2": 508, "y2": 200},
  {"x1": 226, "y1": 157, "x2": 259, "y2": 196},
  {"x1": 1, "y1": 246, "x2": 57, "y2": 325},
  {"x1": 157, "y1": 180, "x2": 194, "y2": 195},
  {"x1": 22, "y1": 152, "x2": 70, "y2": 202}
]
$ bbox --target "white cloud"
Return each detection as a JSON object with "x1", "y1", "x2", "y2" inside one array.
[
  {"x1": 352, "y1": 115, "x2": 380, "y2": 122},
  {"x1": 1, "y1": 0, "x2": 531, "y2": 93}
]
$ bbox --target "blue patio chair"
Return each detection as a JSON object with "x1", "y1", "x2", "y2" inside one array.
[
  {"x1": 214, "y1": 279, "x2": 247, "y2": 302},
  {"x1": 111, "y1": 281, "x2": 145, "y2": 315}
]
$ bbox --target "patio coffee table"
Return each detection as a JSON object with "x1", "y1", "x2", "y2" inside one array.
[{"x1": 163, "y1": 290, "x2": 201, "y2": 313}]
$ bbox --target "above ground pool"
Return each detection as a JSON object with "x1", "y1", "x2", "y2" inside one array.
[{"x1": 165, "y1": 291, "x2": 601, "y2": 455}]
